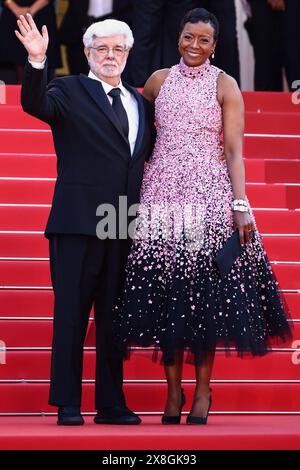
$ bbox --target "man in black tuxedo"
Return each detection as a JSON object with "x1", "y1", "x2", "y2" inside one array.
[
  {"x1": 16, "y1": 13, "x2": 155, "y2": 425},
  {"x1": 59, "y1": 0, "x2": 133, "y2": 75}
]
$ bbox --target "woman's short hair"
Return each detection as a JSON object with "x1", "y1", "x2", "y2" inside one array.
[
  {"x1": 179, "y1": 8, "x2": 219, "y2": 42},
  {"x1": 83, "y1": 19, "x2": 134, "y2": 49}
]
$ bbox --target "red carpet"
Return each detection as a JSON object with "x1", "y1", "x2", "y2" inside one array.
[
  {"x1": 0, "y1": 87, "x2": 300, "y2": 449},
  {"x1": 0, "y1": 416, "x2": 300, "y2": 450}
]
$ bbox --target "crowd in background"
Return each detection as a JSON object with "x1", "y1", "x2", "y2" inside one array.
[{"x1": 0, "y1": 0, "x2": 299, "y2": 91}]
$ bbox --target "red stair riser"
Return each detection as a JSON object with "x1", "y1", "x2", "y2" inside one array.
[
  {"x1": 0, "y1": 233, "x2": 49, "y2": 258},
  {"x1": 0, "y1": 291, "x2": 298, "y2": 317},
  {"x1": 0, "y1": 260, "x2": 298, "y2": 289},
  {"x1": 0, "y1": 320, "x2": 297, "y2": 348},
  {"x1": 0, "y1": 131, "x2": 55, "y2": 153},
  {"x1": 0, "y1": 382, "x2": 299, "y2": 412},
  {"x1": 1, "y1": 180, "x2": 298, "y2": 208},
  {"x1": 4, "y1": 88, "x2": 295, "y2": 110},
  {"x1": 0, "y1": 206, "x2": 300, "y2": 233},
  {"x1": 1, "y1": 351, "x2": 299, "y2": 381},
  {"x1": 244, "y1": 136, "x2": 300, "y2": 159},
  {"x1": 2, "y1": 130, "x2": 300, "y2": 158},
  {"x1": 0, "y1": 154, "x2": 56, "y2": 178},
  {"x1": 1, "y1": 156, "x2": 299, "y2": 184},
  {"x1": 0, "y1": 107, "x2": 49, "y2": 129},
  {"x1": 2, "y1": 233, "x2": 299, "y2": 261},
  {"x1": 3, "y1": 107, "x2": 300, "y2": 134},
  {"x1": 265, "y1": 160, "x2": 300, "y2": 183},
  {"x1": 243, "y1": 91, "x2": 298, "y2": 113},
  {"x1": 245, "y1": 112, "x2": 300, "y2": 134}
]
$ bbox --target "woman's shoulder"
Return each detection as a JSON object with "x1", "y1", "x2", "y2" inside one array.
[
  {"x1": 142, "y1": 68, "x2": 170, "y2": 103},
  {"x1": 216, "y1": 72, "x2": 242, "y2": 105}
]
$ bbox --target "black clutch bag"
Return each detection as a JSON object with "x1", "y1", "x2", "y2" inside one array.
[{"x1": 213, "y1": 230, "x2": 242, "y2": 279}]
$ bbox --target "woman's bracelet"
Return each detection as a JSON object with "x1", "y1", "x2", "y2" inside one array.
[{"x1": 232, "y1": 199, "x2": 249, "y2": 212}]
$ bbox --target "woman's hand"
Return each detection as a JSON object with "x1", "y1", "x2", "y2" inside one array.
[
  {"x1": 15, "y1": 13, "x2": 48, "y2": 62},
  {"x1": 233, "y1": 211, "x2": 255, "y2": 246}
]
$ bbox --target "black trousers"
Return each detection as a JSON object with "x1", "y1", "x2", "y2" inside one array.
[
  {"x1": 200, "y1": 0, "x2": 240, "y2": 84},
  {"x1": 249, "y1": 0, "x2": 284, "y2": 91},
  {"x1": 48, "y1": 234, "x2": 131, "y2": 410},
  {"x1": 283, "y1": 0, "x2": 300, "y2": 91},
  {"x1": 127, "y1": 0, "x2": 195, "y2": 87}
]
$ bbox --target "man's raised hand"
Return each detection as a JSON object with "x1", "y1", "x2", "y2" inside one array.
[{"x1": 15, "y1": 13, "x2": 48, "y2": 62}]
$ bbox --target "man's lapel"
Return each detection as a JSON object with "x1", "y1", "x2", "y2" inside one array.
[
  {"x1": 124, "y1": 83, "x2": 145, "y2": 159},
  {"x1": 79, "y1": 74, "x2": 130, "y2": 147}
]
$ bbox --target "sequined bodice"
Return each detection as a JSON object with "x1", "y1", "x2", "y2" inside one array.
[{"x1": 154, "y1": 59, "x2": 223, "y2": 162}]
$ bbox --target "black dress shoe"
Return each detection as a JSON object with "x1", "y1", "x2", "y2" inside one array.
[
  {"x1": 57, "y1": 406, "x2": 84, "y2": 426},
  {"x1": 94, "y1": 406, "x2": 141, "y2": 425}
]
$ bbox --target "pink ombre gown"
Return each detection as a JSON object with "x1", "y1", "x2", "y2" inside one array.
[{"x1": 113, "y1": 59, "x2": 291, "y2": 364}]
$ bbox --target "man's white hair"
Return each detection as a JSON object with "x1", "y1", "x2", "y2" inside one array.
[{"x1": 83, "y1": 19, "x2": 134, "y2": 49}]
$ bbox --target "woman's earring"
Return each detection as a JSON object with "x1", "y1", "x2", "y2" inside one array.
[{"x1": 211, "y1": 50, "x2": 215, "y2": 59}]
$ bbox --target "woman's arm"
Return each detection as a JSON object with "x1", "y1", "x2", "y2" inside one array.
[
  {"x1": 142, "y1": 69, "x2": 169, "y2": 104},
  {"x1": 3, "y1": 1, "x2": 29, "y2": 18},
  {"x1": 29, "y1": 0, "x2": 50, "y2": 18},
  {"x1": 218, "y1": 73, "x2": 254, "y2": 245}
]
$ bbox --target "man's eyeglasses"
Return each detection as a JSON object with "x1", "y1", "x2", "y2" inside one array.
[{"x1": 89, "y1": 46, "x2": 128, "y2": 57}]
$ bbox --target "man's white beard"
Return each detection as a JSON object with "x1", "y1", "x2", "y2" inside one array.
[{"x1": 89, "y1": 56, "x2": 126, "y2": 79}]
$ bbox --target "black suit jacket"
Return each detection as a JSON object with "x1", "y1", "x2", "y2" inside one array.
[{"x1": 21, "y1": 61, "x2": 155, "y2": 237}]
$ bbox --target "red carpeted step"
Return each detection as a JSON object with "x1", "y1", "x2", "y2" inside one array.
[
  {"x1": 1, "y1": 416, "x2": 300, "y2": 451},
  {"x1": 0, "y1": 130, "x2": 54, "y2": 153},
  {"x1": 265, "y1": 159, "x2": 300, "y2": 183},
  {"x1": 0, "y1": 290, "x2": 53, "y2": 316},
  {"x1": 2, "y1": 86, "x2": 21, "y2": 106},
  {"x1": 3, "y1": 87, "x2": 297, "y2": 111},
  {"x1": 0, "y1": 382, "x2": 300, "y2": 413},
  {"x1": 0, "y1": 349, "x2": 299, "y2": 381},
  {"x1": 245, "y1": 112, "x2": 300, "y2": 135},
  {"x1": 0, "y1": 154, "x2": 56, "y2": 178},
  {"x1": 0, "y1": 232, "x2": 299, "y2": 261},
  {"x1": 263, "y1": 236, "x2": 300, "y2": 261},
  {"x1": 242, "y1": 91, "x2": 298, "y2": 113},
  {"x1": 253, "y1": 210, "x2": 300, "y2": 234},
  {"x1": 0, "y1": 233, "x2": 48, "y2": 258},
  {"x1": 0, "y1": 290, "x2": 298, "y2": 318},
  {"x1": 0, "y1": 260, "x2": 299, "y2": 289},
  {"x1": 247, "y1": 184, "x2": 289, "y2": 209},
  {"x1": 244, "y1": 136, "x2": 300, "y2": 159},
  {"x1": 0, "y1": 179, "x2": 55, "y2": 204},
  {"x1": 2, "y1": 180, "x2": 299, "y2": 208},
  {"x1": 1, "y1": 155, "x2": 299, "y2": 184},
  {"x1": 0, "y1": 205, "x2": 49, "y2": 230},
  {"x1": 245, "y1": 159, "x2": 266, "y2": 182},
  {"x1": 0, "y1": 320, "x2": 297, "y2": 348},
  {"x1": 0, "y1": 206, "x2": 300, "y2": 233},
  {"x1": 2, "y1": 130, "x2": 300, "y2": 158},
  {"x1": 0, "y1": 319, "x2": 94, "y2": 347},
  {"x1": 0, "y1": 106, "x2": 49, "y2": 129}
]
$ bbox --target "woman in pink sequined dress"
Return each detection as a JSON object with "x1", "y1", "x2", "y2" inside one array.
[{"x1": 113, "y1": 8, "x2": 292, "y2": 424}]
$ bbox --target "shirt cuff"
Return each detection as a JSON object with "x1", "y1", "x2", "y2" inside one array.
[{"x1": 28, "y1": 56, "x2": 47, "y2": 69}]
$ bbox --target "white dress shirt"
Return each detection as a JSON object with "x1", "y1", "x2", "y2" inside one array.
[
  {"x1": 88, "y1": 70, "x2": 139, "y2": 156},
  {"x1": 88, "y1": 0, "x2": 113, "y2": 18}
]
